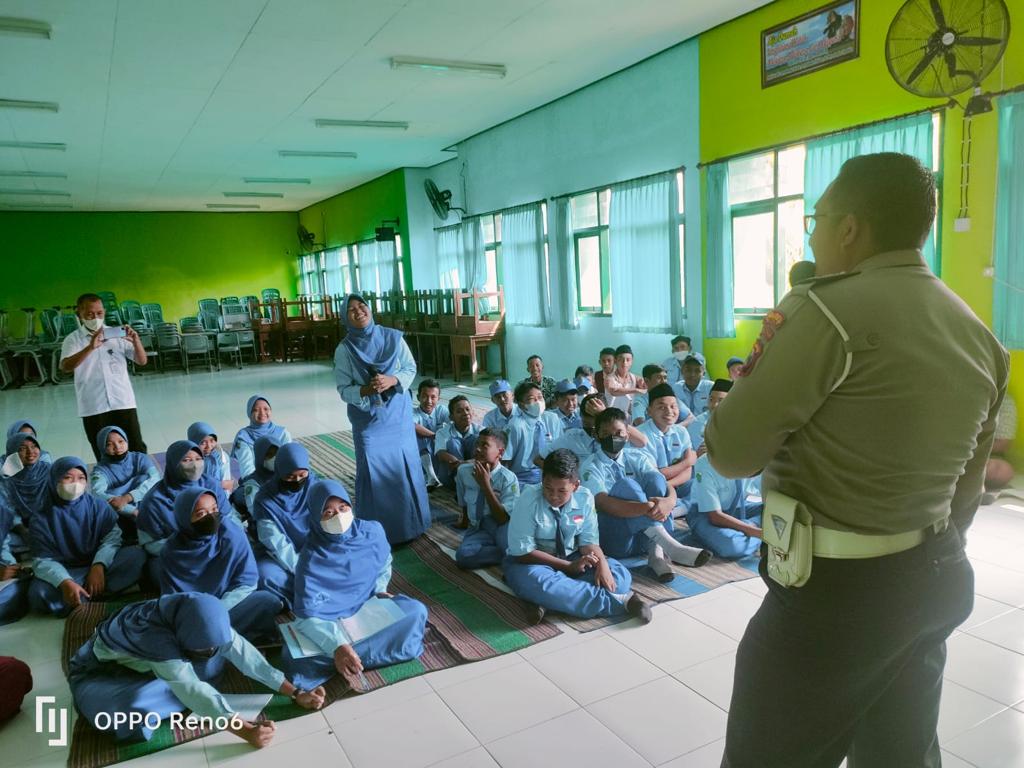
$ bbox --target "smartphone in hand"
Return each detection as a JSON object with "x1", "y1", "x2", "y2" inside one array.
[{"x1": 103, "y1": 326, "x2": 128, "y2": 341}]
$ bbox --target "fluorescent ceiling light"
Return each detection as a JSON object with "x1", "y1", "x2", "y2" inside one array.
[
  {"x1": 0, "y1": 99, "x2": 59, "y2": 112},
  {"x1": 207, "y1": 203, "x2": 260, "y2": 209},
  {"x1": 0, "y1": 17, "x2": 51, "y2": 39},
  {"x1": 223, "y1": 191, "x2": 284, "y2": 198},
  {"x1": 0, "y1": 188, "x2": 70, "y2": 196},
  {"x1": 0, "y1": 141, "x2": 65, "y2": 151},
  {"x1": 278, "y1": 150, "x2": 357, "y2": 159},
  {"x1": 315, "y1": 119, "x2": 409, "y2": 130},
  {"x1": 390, "y1": 56, "x2": 506, "y2": 78},
  {"x1": 243, "y1": 177, "x2": 310, "y2": 184},
  {"x1": 3, "y1": 203, "x2": 72, "y2": 209},
  {"x1": 0, "y1": 170, "x2": 66, "y2": 178}
]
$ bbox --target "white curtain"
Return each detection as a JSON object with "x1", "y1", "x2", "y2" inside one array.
[
  {"x1": 435, "y1": 225, "x2": 462, "y2": 289},
  {"x1": 355, "y1": 240, "x2": 400, "y2": 295},
  {"x1": 502, "y1": 203, "x2": 549, "y2": 327},
  {"x1": 608, "y1": 173, "x2": 674, "y2": 332},
  {"x1": 549, "y1": 197, "x2": 579, "y2": 330}
]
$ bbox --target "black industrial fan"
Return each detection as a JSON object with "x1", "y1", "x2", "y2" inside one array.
[
  {"x1": 296, "y1": 224, "x2": 318, "y2": 252},
  {"x1": 886, "y1": 0, "x2": 1010, "y2": 98},
  {"x1": 424, "y1": 178, "x2": 465, "y2": 221}
]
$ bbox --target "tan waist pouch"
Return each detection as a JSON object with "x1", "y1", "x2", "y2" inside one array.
[{"x1": 762, "y1": 491, "x2": 813, "y2": 588}]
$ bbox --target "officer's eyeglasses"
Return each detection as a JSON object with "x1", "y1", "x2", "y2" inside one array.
[{"x1": 803, "y1": 212, "x2": 848, "y2": 234}]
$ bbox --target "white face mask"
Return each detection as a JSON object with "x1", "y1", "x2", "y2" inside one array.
[
  {"x1": 525, "y1": 401, "x2": 545, "y2": 419},
  {"x1": 263, "y1": 457, "x2": 276, "y2": 472},
  {"x1": 57, "y1": 481, "x2": 88, "y2": 501},
  {"x1": 672, "y1": 350, "x2": 690, "y2": 362},
  {"x1": 180, "y1": 460, "x2": 205, "y2": 481},
  {"x1": 321, "y1": 510, "x2": 354, "y2": 535},
  {"x1": 83, "y1": 317, "x2": 104, "y2": 332}
]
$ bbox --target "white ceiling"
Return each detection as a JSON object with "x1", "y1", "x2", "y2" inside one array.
[{"x1": 0, "y1": 0, "x2": 772, "y2": 212}]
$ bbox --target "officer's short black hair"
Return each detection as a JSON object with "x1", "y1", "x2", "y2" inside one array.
[
  {"x1": 449, "y1": 394, "x2": 470, "y2": 411},
  {"x1": 478, "y1": 426, "x2": 507, "y2": 448},
  {"x1": 828, "y1": 152, "x2": 936, "y2": 252},
  {"x1": 417, "y1": 378, "x2": 440, "y2": 395},
  {"x1": 641, "y1": 363, "x2": 665, "y2": 380},
  {"x1": 514, "y1": 381, "x2": 541, "y2": 404},
  {"x1": 543, "y1": 448, "x2": 579, "y2": 482},
  {"x1": 594, "y1": 407, "x2": 628, "y2": 433}
]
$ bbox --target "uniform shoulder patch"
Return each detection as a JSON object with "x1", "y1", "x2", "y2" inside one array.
[{"x1": 738, "y1": 310, "x2": 786, "y2": 377}]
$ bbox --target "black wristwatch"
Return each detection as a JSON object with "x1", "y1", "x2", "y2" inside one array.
[{"x1": 290, "y1": 688, "x2": 304, "y2": 703}]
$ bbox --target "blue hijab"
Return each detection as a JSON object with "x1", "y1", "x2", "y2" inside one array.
[
  {"x1": 3, "y1": 433, "x2": 51, "y2": 521},
  {"x1": 159, "y1": 488, "x2": 257, "y2": 599},
  {"x1": 242, "y1": 435, "x2": 283, "y2": 487},
  {"x1": 6, "y1": 418, "x2": 37, "y2": 441},
  {"x1": 93, "y1": 426, "x2": 155, "y2": 494},
  {"x1": 340, "y1": 294, "x2": 402, "y2": 382},
  {"x1": 187, "y1": 421, "x2": 225, "y2": 484},
  {"x1": 252, "y1": 442, "x2": 316, "y2": 550},
  {"x1": 294, "y1": 479, "x2": 390, "y2": 620},
  {"x1": 97, "y1": 593, "x2": 233, "y2": 662},
  {"x1": 28, "y1": 457, "x2": 117, "y2": 567},
  {"x1": 138, "y1": 441, "x2": 230, "y2": 541},
  {"x1": 234, "y1": 395, "x2": 287, "y2": 448}
]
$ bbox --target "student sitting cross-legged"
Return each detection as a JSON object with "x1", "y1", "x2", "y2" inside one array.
[
  {"x1": 686, "y1": 379, "x2": 733, "y2": 457},
  {"x1": 581, "y1": 408, "x2": 709, "y2": 583},
  {"x1": 502, "y1": 381, "x2": 562, "y2": 485},
  {"x1": 231, "y1": 395, "x2": 291, "y2": 482},
  {"x1": 159, "y1": 488, "x2": 283, "y2": 644},
  {"x1": 689, "y1": 455, "x2": 763, "y2": 559},
  {"x1": 454, "y1": 428, "x2": 520, "y2": 569},
  {"x1": 0, "y1": 503, "x2": 29, "y2": 624},
  {"x1": 89, "y1": 427, "x2": 161, "y2": 538},
  {"x1": 67, "y1": 593, "x2": 325, "y2": 745},
  {"x1": 637, "y1": 383, "x2": 698, "y2": 511},
  {"x1": 432, "y1": 395, "x2": 481, "y2": 490},
  {"x1": 282, "y1": 479, "x2": 427, "y2": 690},
  {"x1": 232, "y1": 435, "x2": 284, "y2": 518},
  {"x1": 543, "y1": 393, "x2": 649, "y2": 465},
  {"x1": 482, "y1": 379, "x2": 518, "y2": 431},
  {"x1": 411, "y1": 378, "x2": 449, "y2": 489},
  {"x1": 503, "y1": 449, "x2": 652, "y2": 624},
  {"x1": 0, "y1": 432, "x2": 52, "y2": 555},
  {"x1": 188, "y1": 422, "x2": 234, "y2": 492},
  {"x1": 1, "y1": 418, "x2": 53, "y2": 466},
  {"x1": 28, "y1": 457, "x2": 146, "y2": 616}
]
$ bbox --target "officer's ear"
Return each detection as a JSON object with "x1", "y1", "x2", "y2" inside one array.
[{"x1": 838, "y1": 212, "x2": 861, "y2": 249}]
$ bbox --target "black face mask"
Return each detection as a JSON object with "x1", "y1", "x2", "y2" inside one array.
[
  {"x1": 184, "y1": 647, "x2": 218, "y2": 662},
  {"x1": 190, "y1": 514, "x2": 219, "y2": 538},
  {"x1": 279, "y1": 476, "x2": 307, "y2": 492},
  {"x1": 108, "y1": 451, "x2": 129, "y2": 463},
  {"x1": 599, "y1": 435, "x2": 627, "y2": 456}
]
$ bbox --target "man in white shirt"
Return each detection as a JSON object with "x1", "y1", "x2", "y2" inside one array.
[{"x1": 60, "y1": 293, "x2": 149, "y2": 461}]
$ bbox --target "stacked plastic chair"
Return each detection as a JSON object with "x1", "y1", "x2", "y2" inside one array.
[
  {"x1": 142, "y1": 303, "x2": 164, "y2": 326},
  {"x1": 97, "y1": 291, "x2": 122, "y2": 326}
]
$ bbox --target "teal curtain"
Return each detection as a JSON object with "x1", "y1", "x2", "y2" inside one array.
[
  {"x1": 550, "y1": 197, "x2": 579, "y2": 330},
  {"x1": 706, "y1": 162, "x2": 735, "y2": 339},
  {"x1": 804, "y1": 112, "x2": 936, "y2": 271},
  {"x1": 994, "y1": 92, "x2": 1024, "y2": 349},
  {"x1": 502, "y1": 203, "x2": 550, "y2": 327}
]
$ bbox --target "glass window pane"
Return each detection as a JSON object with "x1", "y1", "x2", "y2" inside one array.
[
  {"x1": 481, "y1": 216, "x2": 495, "y2": 244},
  {"x1": 494, "y1": 213, "x2": 502, "y2": 242},
  {"x1": 732, "y1": 212, "x2": 775, "y2": 310},
  {"x1": 676, "y1": 170, "x2": 685, "y2": 214},
  {"x1": 541, "y1": 203, "x2": 548, "y2": 237},
  {"x1": 678, "y1": 223, "x2": 686, "y2": 306},
  {"x1": 576, "y1": 235, "x2": 602, "y2": 309},
  {"x1": 932, "y1": 112, "x2": 941, "y2": 172},
  {"x1": 485, "y1": 249, "x2": 498, "y2": 294},
  {"x1": 777, "y1": 199, "x2": 806, "y2": 294},
  {"x1": 572, "y1": 192, "x2": 599, "y2": 230},
  {"x1": 728, "y1": 152, "x2": 775, "y2": 205},
  {"x1": 778, "y1": 145, "x2": 806, "y2": 197},
  {"x1": 598, "y1": 189, "x2": 610, "y2": 225}
]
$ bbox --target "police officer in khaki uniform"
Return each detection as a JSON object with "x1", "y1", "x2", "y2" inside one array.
[{"x1": 707, "y1": 153, "x2": 1008, "y2": 768}]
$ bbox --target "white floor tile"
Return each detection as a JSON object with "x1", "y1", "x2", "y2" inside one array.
[
  {"x1": 586, "y1": 677, "x2": 727, "y2": 765},
  {"x1": 1, "y1": 658, "x2": 76, "y2": 767},
  {"x1": 945, "y1": 708, "x2": 1024, "y2": 768},
  {"x1": 321, "y1": 677, "x2": 433, "y2": 727},
  {"x1": 116, "y1": 737, "x2": 209, "y2": 768},
  {"x1": 732, "y1": 577, "x2": 767, "y2": 597},
  {"x1": 675, "y1": 589, "x2": 762, "y2": 642},
  {"x1": 425, "y1": 747, "x2": 500, "y2": 768},
  {"x1": 423, "y1": 652, "x2": 523, "y2": 692},
  {"x1": 939, "y1": 750, "x2": 979, "y2": 768},
  {"x1": 671, "y1": 652, "x2": 736, "y2": 712},
  {"x1": 513, "y1": 623, "x2": 593, "y2": 662},
  {"x1": 604, "y1": 605, "x2": 736, "y2": 673},
  {"x1": 206, "y1": 728, "x2": 350, "y2": 768},
  {"x1": 660, "y1": 739, "x2": 725, "y2": 768},
  {"x1": 969, "y1": 560, "x2": 1024, "y2": 608},
  {"x1": 938, "y1": 680, "x2": 1009, "y2": 742},
  {"x1": 961, "y1": 595, "x2": 1018, "y2": 631},
  {"x1": 486, "y1": 709, "x2": 649, "y2": 768},
  {"x1": 945, "y1": 633, "x2": 1024, "y2": 706},
  {"x1": 203, "y1": 711, "x2": 331, "y2": 760},
  {"x1": 964, "y1": 609, "x2": 1024, "y2": 655},
  {"x1": 436, "y1": 661, "x2": 577, "y2": 743}
]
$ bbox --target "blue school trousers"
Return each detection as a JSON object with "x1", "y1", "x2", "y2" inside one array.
[
  {"x1": 229, "y1": 590, "x2": 283, "y2": 644},
  {"x1": 503, "y1": 553, "x2": 631, "y2": 619},
  {"x1": 0, "y1": 577, "x2": 29, "y2": 625},
  {"x1": 28, "y1": 546, "x2": 146, "y2": 616},
  {"x1": 455, "y1": 516, "x2": 509, "y2": 569},
  {"x1": 597, "y1": 474, "x2": 674, "y2": 559},
  {"x1": 256, "y1": 557, "x2": 294, "y2": 609},
  {"x1": 688, "y1": 506, "x2": 763, "y2": 559}
]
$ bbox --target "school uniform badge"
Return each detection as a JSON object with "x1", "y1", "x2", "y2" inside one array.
[{"x1": 738, "y1": 309, "x2": 786, "y2": 377}]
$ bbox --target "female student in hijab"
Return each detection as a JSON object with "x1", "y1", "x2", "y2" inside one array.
[
  {"x1": 0, "y1": 503, "x2": 30, "y2": 624},
  {"x1": 232, "y1": 435, "x2": 283, "y2": 518},
  {"x1": 251, "y1": 442, "x2": 317, "y2": 607},
  {"x1": 0, "y1": 433, "x2": 52, "y2": 554},
  {"x1": 89, "y1": 427, "x2": 161, "y2": 533},
  {"x1": 187, "y1": 422, "x2": 234, "y2": 492},
  {"x1": 159, "y1": 489, "x2": 282, "y2": 642},
  {"x1": 1, "y1": 419, "x2": 52, "y2": 465},
  {"x1": 231, "y1": 396, "x2": 291, "y2": 481},
  {"x1": 137, "y1": 441, "x2": 234, "y2": 585},
  {"x1": 67, "y1": 592, "x2": 325, "y2": 745},
  {"x1": 27, "y1": 457, "x2": 146, "y2": 616},
  {"x1": 284, "y1": 479, "x2": 427, "y2": 690},
  {"x1": 332, "y1": 294, "x2": 430, "y2": 544}
]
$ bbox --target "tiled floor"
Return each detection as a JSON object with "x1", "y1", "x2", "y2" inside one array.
[{"x1": 2, "y1": 363, "x2": 1024, "y2": 767}]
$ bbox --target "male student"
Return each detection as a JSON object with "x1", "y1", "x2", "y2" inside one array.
[
  {"x1": 662, "y1": 335, "x2": 693, "y2": 385},
  {"x1": 603, "y1": 344, "x2": 645, "y2": 414},
  {"x1": 454, "y1": 428, "x2": 520, "y2": 568},
  {"x1": 687, "y1": 379, "x2": 733, "y2": 457},
  {"x1": 690, "y1": 454, "x2": 763, "y2": 559},
  {"x1": 433, "y1": 395, "x2": 481, "y2": 489},
  {"x1": 673, "y1": 353, "x2": 713, "y2": 416},
  {"x1": 594, "y1": 347, "x2": 616, "y2": 395},
  {"x1": 482, "y1": 379, "x2": 517, "y2": 431},
  {"x1": 411, "y1": 379, "x2": 449, "y2": 488},
  {"x1": 502, "y1": 382, "x2": 561, "y2": 485},
  {"x1": 726, "y1": 357, "x2": 745, "y2": 382},
  {"x1": 638, "y1": 383, "x2": 698, "y2": 511},
  {"x1": 551, "y1": 380, "x2": 583, "y2": 431},
  {"x1": 545, "y1": 393, "x2": 648, "y2": 464},
  {"x1": 518, "y1": 355, "x2": 557, "y2": 405}
]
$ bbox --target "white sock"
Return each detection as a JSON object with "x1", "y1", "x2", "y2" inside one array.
[
  {"x1": 646, "y1": 541, "x2": 675, "y2": 580},
  {"x1": 612, "y1": 590, "x2": 633, "y2": 605},
  {"x1": 421, "y1": 453, "x2": 440, "y2": 485},
  {"x1": 643, "y1": 525, "x2": 706, "y2": 566}
]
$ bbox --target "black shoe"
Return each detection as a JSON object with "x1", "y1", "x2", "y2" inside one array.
[
  {"x1": 693, "y1": 549, "x2": 713, "y2": 567},
  {"x1": 526, "y1": 603, "x2": 546, "y2": 625},
  {"x1": 626, "y1": 595, "x2": 652, "y2": 624}
]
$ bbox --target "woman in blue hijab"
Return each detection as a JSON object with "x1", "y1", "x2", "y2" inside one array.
[
  {"x1": 137, "y1": 441, "x2": 233, "y2": 586},
  {"x1": 283, "y1": 479, "x2": 426, "y2": 689},
  {"x1": 231, "y1": 396, "x2": 291, "y2": 481},
  {"x1": 89, "y1": 427, "x2": 160, "y2": 535},
  {"x1": 1, "y1": 419, "x2": 52, "y2": 466},
  {"x1": 187, "y1": 421, "x2": 234, "y2": 491},
  {"x1": 27, "y1": 457, "x2": 146, "y2": 616},
  {"x1": 67, "y1": 592, "x2": 325, "y2": 744},
  {"x1": 0, "y1": 433, "x2": 52, "y2": 555},
  {"x1": 251, "y1": 442, "x2": 317, "y2": 607},
  {"x1": 0, "y1": 501, "x2": 29, "y2": 624},
  {"x1": 333, "y1": 294, "x2": 430, "y2": 543},
  {"x1": 159, "y1": 488, "x2": 282, "y2": 642},
  {"x1": 231, "y1": 434, "x2": 284, "y2": 518}
]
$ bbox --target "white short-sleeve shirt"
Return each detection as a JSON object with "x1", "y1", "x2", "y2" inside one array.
[{"x1": 60, "y1": 327, "x2": 138, "y2": 417}]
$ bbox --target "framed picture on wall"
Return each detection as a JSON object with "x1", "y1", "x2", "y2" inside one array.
[{"x1": 761, "y1": 0, "x2": 860, "y2": 88}]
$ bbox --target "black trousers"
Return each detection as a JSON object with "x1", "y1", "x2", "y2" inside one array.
[
  {"x1": 722, "y1": 525, "x2": 973, "y2": 768},
  {"x1": 81, "y1": 408, "x2": 148, "y2": 461}
]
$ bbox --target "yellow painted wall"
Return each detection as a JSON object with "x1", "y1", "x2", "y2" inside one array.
[{"x1": 700, "y1": 0, "x2": 1024, "y2": 459}]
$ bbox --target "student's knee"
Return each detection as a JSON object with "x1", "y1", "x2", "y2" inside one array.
[
  {"x1": 605, "y1": 558, "x2": 632, "y2": 593},
  {"x1": 639, "y1": 470, "x2": 668, "y2": 499},
  {"x1": 609, "y1": 477, "x2": 647, "y2": 503},
  {"x1": 27, "y1": 580, "x2": 63, "y2": 615}
]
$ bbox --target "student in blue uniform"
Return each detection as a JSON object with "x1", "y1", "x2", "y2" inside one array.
[
  {"x1": 687, "y1": 379, "x2": 732, "y2": 457},
  {"x1": 28, "y1": 457, "x2": 146, "y2": 616},
  {"x1": 433, "y1": 395, "x2": 481, "y2": 490},
  {"x1": 0, "y1": 432, "x2": 52, "y2": 554},
  {"x1": 67, "y1": 593, "x2": 325, "y2": 745},
  {"x1": 503, "y1": 449, "x2": 652, "y2": 623},
  {"x1": 573, "y1": 366, "x2": 596, "y2": 396},
  {"x1": 0, "y1": 503, "x2": 29, "y2": 624},
  {"x1": 638, "y1": 383, "x2": 698, "y2": 510},
  {"x1": 690, "y1": 454, "x2": 763, "y2": 558},
  {"x1": 544, "y1": 393, "x2": 650, "y2": 464},
  {"x1": 673, "y1": 353, "x2": 713, "y2": 415},
  {"x1": 231, "y1": 396, "x2": 291, "y2": 481},
  {"x1": 233, "y1": 435, "x2": 283, "y2": 517},
  {"x1": 551, "y1": 380, "x2": 583, "y2": 431},
  {"x1": 251, "y1": 442, "x2": 317, "y2": 607},
  {"x1": 1, "y1": 419, "x2": 53, "y2": 466},
  {"x1": 454, "y1": 428, "x2": 520, "y2": 568},
  {"x1": 159, "y1": 488, "x2": 283, "y2": 643},
  {"x1": 283, "y1": 479, "x2": 427, "y2": 690},
  {"x1": 411, "y1": 378, "x2": 449, "y2": 488},
  {"x1": 89, "y1": 427, "x2": 161, "y2": 536},
  {"x1": 581, "y1": 408, "x2": 709, "y2": 581},
  {"x1": 482, "y1": 379, "x2": 517, "y2": 430},
  {"x1": 502, "y1": 382, "x2": 562, "y2": 485},
  {"x1": 725, "y1": 357, "x2": 745, "y2": 382},
  {"x1": 594, "y1": 347, "x2": 616, "y2": 397},
  {"x1": 333, "y1": 294, "x2": 430, "y2": 544},
  {"x1": 661, "y1": 335, "x2": 693, "y2": 385},
  {"x1": 187, "y1": 422, "x2": 233, "y2": 492}
]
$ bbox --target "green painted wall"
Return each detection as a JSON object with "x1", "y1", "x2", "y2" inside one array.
[
  {"x1": 699, "y1": 0, "x2": 1024, "y2": 459},
  {"x1": 0, "y1": 211, "x2": 298, "y2": 337},
  {"x1": 297, "y1": 170, "x2": 414, "y2": 291}
]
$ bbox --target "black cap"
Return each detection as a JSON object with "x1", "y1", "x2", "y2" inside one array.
[
  {"x1": 648, "y1": 383, "x2": 676, "y2": 403},
  {"x1": 710, "y1": 378, "x2": 733, "y2": 394}
]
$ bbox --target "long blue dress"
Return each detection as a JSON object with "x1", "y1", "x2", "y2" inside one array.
[{"x1": 333, "y1": 294, "x2": 430, "y2": 544}]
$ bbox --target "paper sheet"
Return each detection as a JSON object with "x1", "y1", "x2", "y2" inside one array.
[
  {"x1": 2, "y1": 453, "x2": 23, "y2": 477},
  {"x1": 278, "y1": 622, "x2": 321, "y2": 660},
  {"x1": 221, "y1": 693, "x2": 273, "y2": 722},
  {"x1": 339, "y1": 597, "x2": 406, "y2": 644}
]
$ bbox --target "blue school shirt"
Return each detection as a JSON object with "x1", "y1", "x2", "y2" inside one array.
[
  {"x1": 636, "y1": 419, "x2": 693, "y2": 469},
  {"x1": 501, "y1": 411, "x2": 561, "y2": 484},
  {"x1": 553, "y1": 408, "x2": 582, "y2": 432},
  {"x1": 482, "y1": 405, "x2": 518, "y2": 431},
  {"x1": 632, "y1": 392, "x2": 692, "y2": 425},
  {"x1": 662, "y1": 356, "x2": 683, "y2": 385},
  {"x1": 434, "y1": 421, "x2": 482, "y2": 461},
  {"x1": 412, "y1": 405, "x2": 450, "y2": 453},
  {"x1": 455, "y1": 463, "x2": 520, "y2": 526},
  {"x1": 542, "y1": 428, "x2": 596, "y2": 463},
  {"x1": 686, "y1": 411, "x2": 711, "y2": 452},
  {"x1": 580, "y1": 447, "x2": 658, "y2": 497},
  {"x1": 506, "y1": 484, "x2": 599, "y2": 557},
  {"x1": 673, "y1": 379, "x2": 713, "y2": 416},
  {"x1": 692, "y1": 455, "x2": 761, "y2": 515}
]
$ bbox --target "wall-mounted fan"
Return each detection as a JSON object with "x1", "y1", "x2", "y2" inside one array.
[
  {"x1": 424, "y1": 178, "x2": 466, "y2": 221},
  {"x1": 885, "y1": 0, "x2": 1010, "y2": 98},
  {"x1": 296, "y1": 224, "x2": 319, "y2": 252}
]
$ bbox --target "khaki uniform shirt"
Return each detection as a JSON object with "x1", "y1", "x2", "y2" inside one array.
[{"x1": 706, "y1": 250, "x2": 1008, "y2": 535}]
